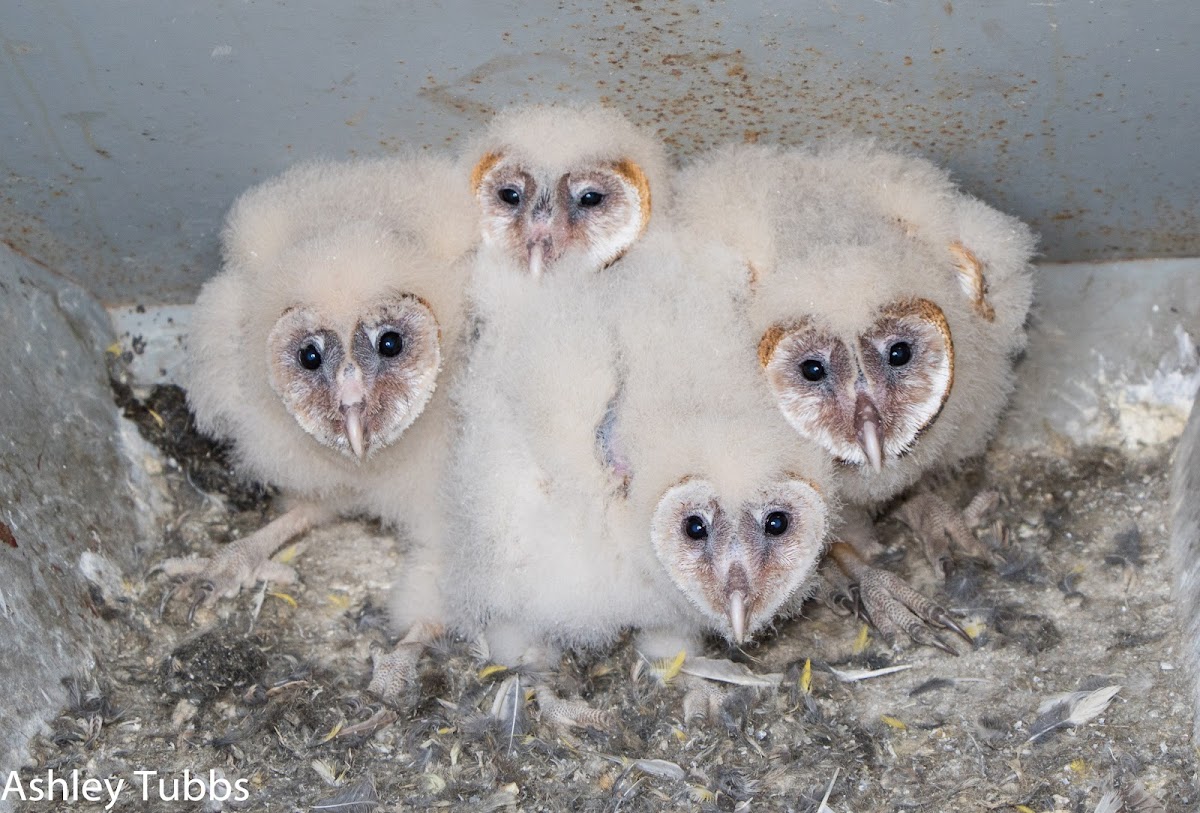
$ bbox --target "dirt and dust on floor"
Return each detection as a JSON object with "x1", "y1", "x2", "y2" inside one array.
[{"x1": 12, "y1": 359, "x2": 1197, "y2": 813}]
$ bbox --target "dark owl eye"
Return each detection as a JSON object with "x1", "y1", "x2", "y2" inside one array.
[
  {"x1": 888, "y1": 341, "x2": 912, "y2": 367},
  {"x1": 298, "y1": 343, "x2": 322, "y2": 371},
  {"x1": 498, "y1": 187, "x2": 521, "y2": 206},
  {"x1": 578, "y1": 190, "x2": 604, "y2": 207},
  {"x1": 377, "y1": 330, "x2": 403, "y2": 357},
  {"x1": 683, "y1": 515, "x2": 708, "y2": 541},
  {"x1": 764, "y1": 511, "x2": 789, "y2": 537},
  {"x1": 799, "y1": 359, "x2": 826, "y2": 382}
]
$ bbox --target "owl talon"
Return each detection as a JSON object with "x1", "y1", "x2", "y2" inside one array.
[
  {"x1": 829, "y1": 542, "x2": 968, "y2": 655},
  {"x1": 156, "y1": 535, "x2": 299, "y2": 612},
  {"x1": 904, "y1": 624, "x2": 959, "y2": 657},
  {"x1": 815, "y1": 561, "x2": 858, "y2": 616},
  {"x1": 680, "y1": 675, "x2": 727, "y2": 723},
  {"x1": 533, "y1": 685, "x2": 615, "y2": 732},
  {"x1": 928, "y1": 606, "x2": 973, "y2": 645},
  {"x1": 368, "y1": 642, "x2": 425, "y2": 702},
  {"x1": 893, "y1": 492, "x2": 995, "y2": 577},
  {"x1": 153, "y1": 504, "x2": 330, "y2": 612}
]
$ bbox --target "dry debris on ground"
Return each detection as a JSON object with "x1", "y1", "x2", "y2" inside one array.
[{"x1": 15, "y1": 380, "x2": 1196, "y2": 812}]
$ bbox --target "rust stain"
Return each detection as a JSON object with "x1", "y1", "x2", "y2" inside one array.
[
  {"x1": 0, "y1": 236, "x2": 55, "y2": 273},
  {"x1": 0, "y1": 521, "x2": 16, "y2": 549}
]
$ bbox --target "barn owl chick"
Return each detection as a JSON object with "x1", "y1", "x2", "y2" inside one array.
[
  {"x1": 675, "y1": 141, "x2": 1035, "y2": 648},
  {"x1": 606, "y1": 233, "x2": 837, "y2": 651},
  {"x1": 158, "y1": 156, "x2": 477, "y2": 607},
  {"x1": 467, "y1": 103, "x2": 667, "y2": 277},
  {"x1": 371, "y1": 105, "x2": 672, "y2": 715}
]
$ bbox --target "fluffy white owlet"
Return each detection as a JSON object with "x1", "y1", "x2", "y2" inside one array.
[
  {"x1": 606, "y1": 229, "x2": 836, "y2": 653},
  {"x1": 372, "y1": 105, "x2": 673, "y2": 714},
  {"x1": 159, "y1": 155, "x2": 478, "y2": 606}
]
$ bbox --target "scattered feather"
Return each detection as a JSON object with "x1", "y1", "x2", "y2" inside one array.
[
  {"x1": 268, "y1": 590, "x2": 298, "y2": 608},
  {"x1": 490, "y1": 674, "x2": 529, "y2": 748},
  {"x1": 909, "y1": 677, "x2": 955, "y2": 697},
  {"x1": 311, "y1": 776, "x2": 379, "y2": 812},
  {"x1": 418, "y1": 773, "x2": 446, "y2": 794},
  {"x1": 1028, "y1": 685, "x2": 1122, "y2": 742},
  {"x1": 829, "y1": 664, "x2": 913, "y2": 682},
  {"x1": 880, "y1": 715, "x2": 907, "y2": 732},
  {"x1": 311, "y1": 759, "x2": 345, "y2": 787},
  {"x1": 799, "y1": 658, "x2": 813, "y2": 695},
  {"x1": 478, "y1": 663, "x2": 509, "y2": 680},
  {"x1": 470, "y1": 634, "x2": 491, "y2": 663},
  {"x1": 602, "y1": 755, "x2": 687, "y2": 783},
  {"x1": 589, "y1": 662, "x2": 616, "y2": 679},
  {"x1": 1122, "y1": 780, "x2": 1167, "y2": 813},
  {"x1": 817, "y1": 767, "x2": 840, "y2": 813},
  {"x1": 680, "y1": 656, "x2": 782, "y2": 687},
  {"x1": 1094, "y1": 778, "x2": 1166, "y2": 813},
  {"x1": 853, "y1": 624, "x2": 871, "y2": 654},
  {"x1": 476, "y1": 784, "x2": 520, "y2": 811},
  {"x1": 334, "y1": 709, "x2": 398, "y2": 741},
  {"x1": 319, "y1": 721, "x2": 344, "y2": 743},
  {"x1": 654, "y1": 650, "x2": 687, "y2": 684},
  {"x1": 325, "y1": 592, "x2": 351, "y2": 610}
]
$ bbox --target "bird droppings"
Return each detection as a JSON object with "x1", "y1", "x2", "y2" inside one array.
[{"x1": 12, "y1": 380, "x2": 1195, "y2": 811}]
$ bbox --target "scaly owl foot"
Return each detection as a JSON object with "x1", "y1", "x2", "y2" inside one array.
[
  {"x1": 827, "y1": 541, "x2": 971, "y2": 655},
  {"x1": 892, "y1": 490, "x2": 998, "y2": 578},
  {"x1": 154, "y1": 503, "x2": 330, "y2": 616}
]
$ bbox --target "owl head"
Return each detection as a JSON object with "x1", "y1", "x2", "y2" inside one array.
[
  {"x1": 256, "y1": 223, "x2": 444, "y2": 462},
  {"x1": 759, "y1": 295, "x2": 954, "y2": 474},
  {"x1": 651, "y1": 474, "x2": 829, "y2": 644},
  {"x1": 467, "y1": 103, "x2": 668, "y2": 276}
]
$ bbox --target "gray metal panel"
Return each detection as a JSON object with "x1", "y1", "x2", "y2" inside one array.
[{"x1": 2, "y1": 0, "x2": 1198, "y2": 304}]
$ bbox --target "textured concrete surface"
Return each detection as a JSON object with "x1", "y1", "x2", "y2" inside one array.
[
  {"x1": 1001, "y1": 258, "x2": 1200, "y2": 452},
  {"x1": 2, "y1": 1, "x2": 1198, "y2": 304},
  {"x1": 0, "y1": 245, "x2": 143, "y2": 796}
]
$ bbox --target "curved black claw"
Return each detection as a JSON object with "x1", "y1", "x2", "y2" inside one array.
[
  {"x1": 901, "y1": 622, "x2": 960, "y2": 657},
  {"x1": 927, "y1": 606, "x2": 973, "y2": 645},
  {"x1": 829, "y1": 542, "x2": 972, "y2": 656}
]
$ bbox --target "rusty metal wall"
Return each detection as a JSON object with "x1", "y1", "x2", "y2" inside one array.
[{"x1": 2, "y1": 0, "x2": 1197, "y2": 304}]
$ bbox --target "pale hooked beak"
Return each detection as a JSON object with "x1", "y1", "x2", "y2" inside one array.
[
  {"x1": 525, "y1": 205, "x2": 559, "y2": 276},
  {"x1": 527, "y1": 241, "x2": 546, "y2": 278},
  {"x1": 728, "y1": 590, "x2": 747, "y2": 644},
  {"x1": 854, "y1": 393, "x2": 884, "y2": 473},
  {"x1": 339, "y1": 370, "x2": 367, "y2": 461},
  {"x1": 343, "y1": 406, "x2": 365, "y2": 460}
]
